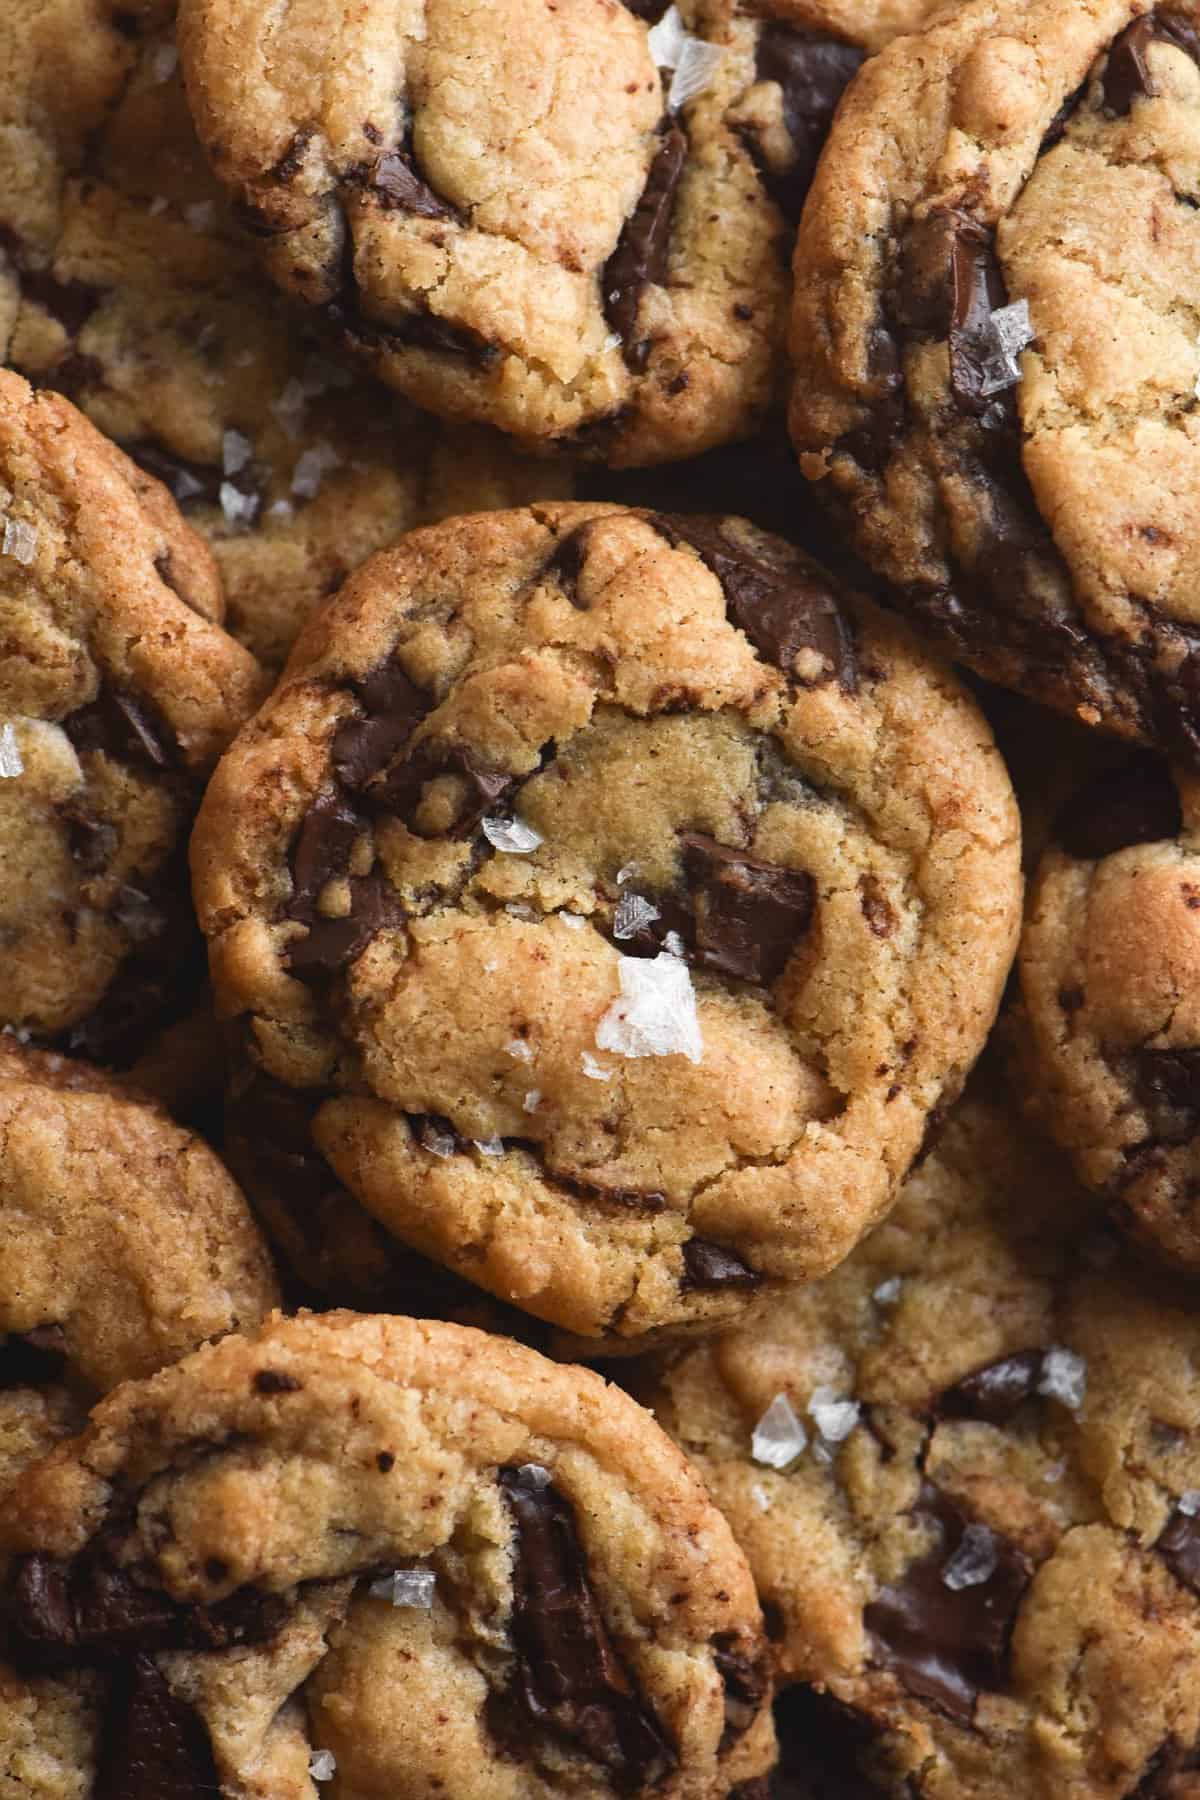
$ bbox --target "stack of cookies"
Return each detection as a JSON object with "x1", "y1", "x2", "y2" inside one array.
[{"x1": 2, "y1": 2, "x2": 1199, "y2": 1794}]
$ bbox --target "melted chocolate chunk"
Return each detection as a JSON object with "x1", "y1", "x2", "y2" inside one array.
[
  {"x1": 1103, "y1": 12, "x2": 1200, "y2": 114},
  {"x1": 285, "y1": 793, "x2": 399, "y2": 977},
  {"x1": 65, "y1": 688, "x2": 174, "y2": 770},
  {"x1": 770, "y1": 1686, "x2": 887, "y2": 1799},
  {"x1": 252, "y1": 1369, "x2": 301, "y2": 1395},
  {"x1": 681, "y1": 1238, "x2": 762, "y2": 1291},
  {"x1": 546, "y1": 522, "x2": 599, "y2": 607},
  {"x1": 1159, "y1": 1503, "x2": 1200, "y2": 1596},
  {"x1": 680, "y1": 832, "x2": 815, "y2": 983},
  {"x1": 863, "y1": 1485, "x2": 1031, "y2": 1723},
  {"x1": 286, "y1": 869, "x2": 396, "y2": 976},
  {"x1": 494, "y1": 1464, "x2": 676, "y2": 1787},
  {"x1": 20, "y1": 267, "x2": 102, "y2": 338},
  {"x1": 937, "y1": 1351, "x2": 1045, "y2": 1425},
  {"x1": 0, "y1": 1324, "x2": 68, "y2": 1390},
  {"x1": 620, "y1": 0, "x2": 671, "y2": 16},
  {"x1": 96, "y1": 1655, "x2": 219, "y2": 1800},
  {"x1": 373, "y1": 745, "x2": 515, "y2": 835},
  {"x1": 653, "y1": 514, "x2": 857, "y2": 688},
  {"x1": 332, "y1": 656, "x2": 432, "y2": 791},
  {"x1": 1129, "y1": 1737, "x2": 1200, "y2": 1798},
  {"x1": 1055, "y1": 755, "x2": 1181, "y2": 860},
  {"x1": 372, "y1": 148, "x2": 456, "y2": 219},
  {"x1": 603, "y1": 126, "x2": 687, "y2": 369},
  {"x1": 1134, "y1": 1047, "x2": 1200, "y2": 1136},
  {"x1": 750, "y1": 28, "x2": 865, "y2": 225},
  {"x1": 711, "y1": 1633, "x2": 770, "y2": 1742}
]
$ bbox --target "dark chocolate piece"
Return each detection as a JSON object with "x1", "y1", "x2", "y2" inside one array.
[
  {"x1": 546, "y1": 522, "x2": 598, "y2": 607},
  {"x1": 64, "y1": 688, "x2": 174, "y2": 770},
  {"x1": 653, "y1": 514, "x2": 857, "y2": 689},
  {"x1": 372, "y1": 744, "x2": 515, "y2": 835},
  {"x1": 1055, "y1": 755, "x2": 1181, "y2": 860},
  {"x1": 937, "y1": 1350, "x2": 1045, "y2": 1425},
  {"x1": 602, "y1": 126, "x2": 687, "y2": 368},
  {"x1": 1129, "y1": 1736, "x2": 1200, "y2": 1798},
  {"x1": 286, "y1": 869, "x2": 397, "y2": 976},
  {"x1": 332, "y1": 656, "x2": 432, "y2": 791},
  {"x1": 864, "y1": 1485, "x2": 1031, "y2": 1723},
  {"x1": 372, "y1": 148, "x2": 456, "y2": 220},
  {"x1": 711, "y1": 1633, "x2": 770, "y2": 1741},
  {"x1": 96, "y1": 1654, "x2": 220, "y2": 1800},
  {"x1": 494, "y1": 1464, "x2": 676, "y2": 1785},
  {"x1": 680, "y1": 832, "x2": 815, "y2": 983},
  {"x1": 1159, "y1": 1501, "x2": 1200, "y2": 1595},
  {"x1": 252, "y1": 1369, "x2": 301, "y2": 1394},
  {"x1": 128, "y1": 441, "x2": 255, "y2": 513},
  {"x1": 1134, "y1": 1047, "x2": 1200, "y2": 1135},
  {"x1": 285, "y1": 793, "x2": 398, "y2": 977},
  {"x1": 0, "y1": 1324, "x2": 68, "y2": 1390},
  {"x1": 20, "y1": 267, "x2": 102, "y2": 338},
  {"x1": 620, "y1": 0, "x2": 671, "y2": 17},
  {"x1": 1099, "y1": 13, "x2": 1200, "y2": 114},
  {"x1": 681, "y1": 1239, "x2": 762, "y2": 1291},
  {"x1": 750, "y1": 28, "x2": 865, "y2": 225},
  {"x1": 770, "y1": 1685, "x2": 888, "y2": 1798},
  {"x1": 948, "y1": 219, "x2": 1011, "y2": 417}
]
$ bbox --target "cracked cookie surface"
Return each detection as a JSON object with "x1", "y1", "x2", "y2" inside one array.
[
  {"x1": 647, "y1": 1086, "x2": 1200, "y2": 1798},
  {"x1": 0, "y1": 369, "x2": 263, "y2": 1064},
  {"x1": 0, "y1": 1310, "x2": 774, "y2": 1798},
  {"x1": 191, "y1": 501, "x2": 1020, "y2": 1345},
  {"x1": 790, "y1": 0, "x2": 1200, "y2": 764},
  {"x1": 1015, "y1": 752, "x2": 1200, "y2": 1273},
  {"x1": 174, "y1": 0, "x2": 882, "y2": 464},
  {"x1": 0, "y1": 0, "x2": 570, "y2": 670}
]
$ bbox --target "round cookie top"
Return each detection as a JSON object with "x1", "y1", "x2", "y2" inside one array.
[
  {"x1": 0, "y1": 1036, "x2": 278, "y2": 1496},
  {"x1": 0, "y1": 0, "x2": 570, "y2": 671},
  {"x1": 790, "y1": 0, "x2": 1200, "y2": 765},
  {"x1": 647, "y1": 1088, "x2": 1200, "y2": 1799},
  {"x1": 0, "y1": 1310, "x2": 774, "y2": 1798},
  {"x1": 1016, "y1": 752, "x2": 1200, "y2": 1272},
  {"x1": 192, "y1": 501, "x2": 1021, "y2": 1344},
  {"x1": 0, "y1": 370, "x2": 263, "y2": 1061},
  {"x1": 174, "y1": 0, "x2": 868, "y2": 464}
]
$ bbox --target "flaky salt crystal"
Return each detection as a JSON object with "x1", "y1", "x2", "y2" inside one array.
[
  {"x1": 523, "y1": 1090, "x2": 541, "y2": 1113},
  {"x1": 559, "y1": 911, "x2": 586, "y2": 929},
  {"x1": 418, "y1": 1121, "x2": 456, "y2": 1158},
  {"x1": 661, "y1": 930, "x2": 685, "y2": 959},
  {"x1": 751, "y1": 1484, "x2": 772, "y2": 1512},
  {"x1": 482, "y1": 815, "x2": 542, "y2": 854},
  {"x1": 751, "y1": 1394, "x2": 806, "y2": 1470},
  {"x1": 268, "y1": 499, "x2": 294, "y2": 519},
  {"x1": 272, "y1": 378, "x2": 308, "y2": 437},
  {"x1": 513, "y1": 1462, "x2": 553, "y2": 1488},
  {"x1": 184, "y1": 201, "x2": 215, "y2": 232},
  {"x1": 873, "y1": 1277, "x2": 902, "y2": 1306},
  {"x1": 474, "y1": 1135, "x2": 504, "y2": 1156},
  {"x1": 580, "y1": 1051, "x2": 612, "y2": 1081},
  {"x1": 1178, "y1": 1489, "x2": 1200, "y2": 1516},
  {"x1": 2, "y1": 519, "x2": 37, "y2": 565},
  {"x1": 1037, "y1": 1346, "x2": 1086, "y2": 1413},
  {"x1": 0, "y1": 723, "x2": 22, "y2": 779},
  {"x1": 308, "y1": 1749, "x2": 336, "y2": 1782},
  {"x1": 601, "y1": 332, "x2": 622, "y2": 353},
  {"x1": 979, "y1": 299, "x2": 1035, "y2": 398},
  {"x1": 222, "y1": 428, "x2": 252, "y2": 475},
  {"x1": 616, "y1": 862, "x2": 640, "y2": 885},
  {"x1": 668, "y1": 37, "x2": 724, "y2": 108},
  {"x1": 505, "y1": 902, "x2": 536, "y2": 920},
  {"x1": 646, "y1": 5, "x2": 688, "y2": 67},
  {"x1": 613, "y1": 892, "x2": 660, "y2": 939},
  {"x1": 505, "y1": 1037, "x2": 533, "y2": 1062},
  {"x1": 291, "y1": 440, "x2": 341, "y2": 499},
  {"x1": 150, "y1": 42, "x2": 178, "y2": 81},
  {"x1": 809, "y1": 1387, "x2": 860, "y2": 1443},
  {"x1": 219, "y1": 481, "x2": 259, "y2": 527},
  {"x1": 368, "y1": 1568, "x2": 436, "y2": 1608},
  {"x1": 942, "y1": 1523, "x2": 998, "y2": 1592},
  {"x1": 595, "y1": 952, "x2": 702, "y2": 1063},
  {"x1": 148, "y1": 196, "x2": 168, "y2": 215}
]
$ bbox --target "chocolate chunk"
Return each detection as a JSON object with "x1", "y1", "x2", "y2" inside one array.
[
  {"x1": 858, "y1": 876, "x2": 895, "y2": 939},
  {"x1": 20, "y1": 266, "x2": 101, "y2": 338},
  {"x1": 252, "y1": 1369, "x2": 301, "y2": 1394},
  {"x1": 620, "y1": 0, "x2": 671, "y2": 16},
  {"x1": 290, "y1": 793, "x2": 362, "y2": 913},
  {"x1": 546, "y1": 522, "x2": 598, "y2": 607},
  {"x1": 494, "y1": 1464, "x2": 676, "y2": 1785},
  {"x1": 1159, "y1": 1503, "x2": 1200, "y2": 1595},
  {"x1": 64, "y1": 913, "x2": 205, "y2": 1071},
  {"x1": 948, "y1": 219, "x2": 1010, "y2": 417},
  {"x1": 285, "y1": 793, "x2": 399, "y2": 977},
  {"x1": 937, "y1": 1351, "x2": 1045, "y2": 1425},
  {"x1": 680, "y1": 832, "x2": 815, "y2": 983},
  {"x1": 1055, "y1": 755, "x2": 1181, "y2": 860},
  {"x1": 711, "y1": 1633, "x2": 770, "y2": 1741},
  {"x1": 770, "y1": 1686, "x2": 887, "y2": 1799},
  {"x1": 65, "y1": 688, "x2": 174, "y2": 770},
  {"x1": 286, "y1": 869, "x2": 397, "y2": 976},
  {"x1": 653, "y1": 514, "x2": 857, "y2": 689},
  {"x1": 1102, "y1": 13, "x2": 1200, "y2": 116},
  {"x1": 373, "y1": 745, "x2": 515, "y2": 835},
  {"x1": 864, "y1": 1485, "x2": 1031, "y2": 1723},
  {"x1": 750, "y1": 28, "x2": 865, "y2": 225},
  {"x1": 126, "y1": 442, "x2": 225, "y2": 510},
  {"x1": 1135, "y1": 1048, "x2": 1200, "y2": 1134},
  {"x1": 1129, "y1": 1737, "x2": 1200, "y2": 1798},
  {"x1": 332, "y1": 656, "x2": 432, "y2": 791},
  {"x1": 681, "y1": 1238, "x2": 762, "y2": 1291},
  {"x1": 0, "y1": 1324, "x2": 68, "y2": 1390},
  {"x1": 602, "y1": 126, "x2": 687, "y2": 369},
  {"x1": 372, "y1": 148, "x2": 456, "y2": 220},
  {"x1": 96, "y1": 1654, "x2": 219, "y2": 1800}
]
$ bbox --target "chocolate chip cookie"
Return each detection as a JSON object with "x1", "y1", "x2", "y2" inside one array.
[
  {"x1": 0, "y1": 369, "x2": 263, "y2": 1063},
  {"x1": 0, "y1": 0, "x2": 570, "y2": 670},
  {"x1": 1015, "y1": 751, "x2": 1200, "y2": 1273},
  {"x1": 0, "y1": 1310, "x2": 774, "y2": 1796},
  {"x1": 191, "y1": 501, "x2": 1020, "y2": 1345},
  {"x1": 174, "y1": 0, "x2": 874, "y2": 464},
  {"x1": 648, "y1": 1086, "x2": 1200, "y2": 1798},
  {"x1": 791, "y1": 0, "x2": 1200, "y2": 765}
]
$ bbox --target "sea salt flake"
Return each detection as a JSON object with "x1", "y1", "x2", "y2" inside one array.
[
  {"x1": 505, "y1": 901, "x2": 536, "y2": 920},
  {"x1": 482, "y1": 814, "x2": 542, "y2": 854},
  {"x1": 751, "y1": 1394, "x2": 806, "y2": 1470},
  {"x1": 616, "y1": 862, "x2": 640, "y2": 885},
  {"x1": 505, "y1": 1037, "x2": 533, "y2": 1062},
  {"x1": 2, "y1": 519, "x2": 38, "y2": 565},
  {"x1": 873, "y1": 1277, "x2": 902, "y2": 1306},
  {"x1": 595, "y1": 952, "x2": 702, "y2": 1063},
  {"x1": 267, "y1": 499, "x2": 294, "y2": 519},
  {"x1": 148, "y1": 196, "x2": 168, "y2": 215},
  {"x1": 222, "y1": 428, "x2": 252, "y2": 476},
  {"x1": 184, "y1": 201, "x2": 215, "y2": 232},
  {"x1": 646, "y1": 5, "x2": 688, "y2": 67},
  {"x1": 0, "y1": 724, "x2": 22, "y2": 778},
  {"x1": 368, "y1": 1568, "x2": 436, "y2": 1608},
  {"x1": 581, "y1": 1051, "x2": 613, "y2": 1081},
  {"x1": 978, "y1": 299, "x2": 1035, "y2": 398},
  {"x1": 942, "y1": 1523, "x2": 998, "y2": 1592},
  {"x1": 219, "y1": 481, "x2": 259, "y2": 528},
  {"x1": 514, "y1": 1462, "x2": 553, "y2": 1488},
  {"x1": 809, "y1": 1386, "x2": 860, "y2": 1443},
  {"x1": 661, "y1": 930, "x2": 685, "y2": 959},
  {"x1": 559, "y1": 911, "x2": 586, "y2": 929},
  {"x1": 613, "y1": 892, "x2": 660, "y2": 940},
  {"x1": 1179, "y1": 1489, "x2": 1200, "y2": 1516},
  {"x1": 271, "y1": 378, "x2": 309, "y2": 437},
  {"x1": 291, "y1": 439, "x2": 341, "y2": 499},
  {"x1": 1037, "y1": 1346, "x2": 1087, "y2": 1413},
  {"x1": 150, "y1": 42, "x2": 179, "y2": 81},
  {"x1": 1043, "y1": 1460, "x2": 1065, "y2": 1486},
  {"x1": 751, "y1": 1484, "x2": 772, "y2": 1513},
  {"x1": 473, "y1": 1135, "x2": 504, "y2": 1156},
  {"x1": 668, "y1": 36, "x2": 724, "y2": 109},
  {"x1": 418, "y1": 1121, "x2": 457, "y2": 1158},
  {"x1": 523, "y1": 1089, "x2": 541, "y2": 1113},
  {"x1": 601, "y1": 332, "x2": 622, "y2": 353},
  {"x1": 308, "y1": 1749, "x2": 337, "y2": 1782}
]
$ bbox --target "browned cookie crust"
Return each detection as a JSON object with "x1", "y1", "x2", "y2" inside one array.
[
  {"x1": 174, "y1": 0, "x2": 890, "y2": 464},
  {"x1": 0, "y1": 1312, "x2": 774, "y2": 1797},
  {"x1": 192, "y1": 502, "x2": 1019, "y2": 1346},
  {"x1": 648, "y1": 1088, "x2": 1200, "y2": 1798},
  {"x1": 791, "y1": 0, "x2": 1200, "y2": 765},
  {"x1": 0, "y1": 370, "x2": 263, "y2": 1065},
  {"x1": 1015, "y1": 752, "x2": 1200, "y2": 1272}
]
